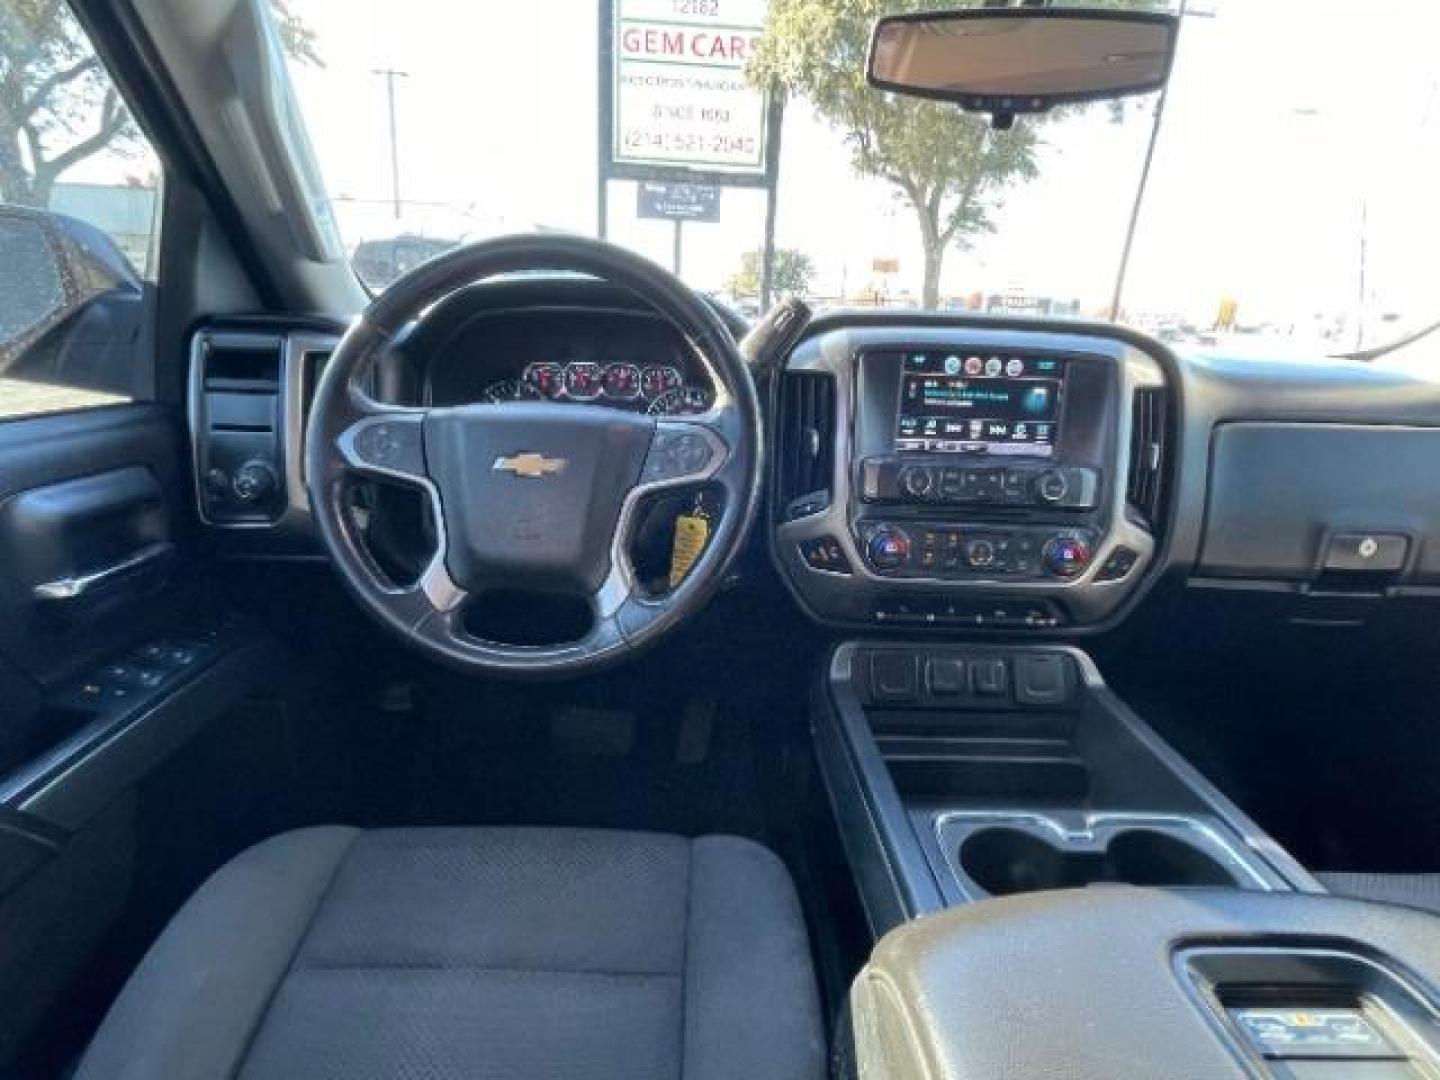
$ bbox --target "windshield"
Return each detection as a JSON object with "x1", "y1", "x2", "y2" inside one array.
[{"x1": 279, "y1": 0, "x2": 1440, "y2": 362}]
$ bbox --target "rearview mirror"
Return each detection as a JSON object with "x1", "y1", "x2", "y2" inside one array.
[{"x1": 867, "y1": 8, "x2": 1179, "y2": 127}]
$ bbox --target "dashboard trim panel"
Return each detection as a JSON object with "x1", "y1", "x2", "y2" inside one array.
[{"x1": 771, "y1": 317, "x2": 1180, "y2": 635}]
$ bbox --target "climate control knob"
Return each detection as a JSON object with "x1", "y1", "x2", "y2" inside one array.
[
  {"x1": 899, "y1": 465, "x2": 936, "y2": 499},
  {"x1": 866, "y1": 527, "x2": 912, "y2": 570},
  {"x1": 1042, "y1": 535, "x2": 1092, "y2": 578}
]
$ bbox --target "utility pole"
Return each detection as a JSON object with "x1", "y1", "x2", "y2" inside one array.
[{"x1": 373, "y1": 68, "x2": 410, "y2": 220}]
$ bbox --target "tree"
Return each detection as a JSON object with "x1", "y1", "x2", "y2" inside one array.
[
  {"x1": 0, "y1": 0, "x2": 320, "y2": 208},
  {"x1": 750, "y1": 0, "x2": 1043, "y2": 310},
  {"x1": 727, "y1": 247, "x2": 815, "y2": 300}
]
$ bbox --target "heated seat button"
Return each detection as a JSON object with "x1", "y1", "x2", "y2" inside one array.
[
  {"x1": 870, "y1": 653, "x2": 918, "y2": 704},
  {"x1": 970, "y1": 658, "x2": 1009, "y2": 697},
  {"x1": 926, "y1": 657, "x2": 966, "y2": 696},
  {"x1": 1015, "y1": 654, "x2": 1073, "y2": 707}
]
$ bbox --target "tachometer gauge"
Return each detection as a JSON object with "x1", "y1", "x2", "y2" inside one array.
[
  {"x1": 563, "y1": 361, "x2": 602, "y2": 401},
  {"x1": 523, "y1": 361, "x2": 565, "y2": 399},
  {"x1": 479, "y1": 379, "x2": 541, "y2": 404},
  {"x1": 647, "y1": 386, "x2": 713, "y2": 416},
  {"x1": 601, "y1": 363, "x2": 642, "y2": 401},
  {"x1": 640, "y1": 364, "x2": 683, "y2": 401}
]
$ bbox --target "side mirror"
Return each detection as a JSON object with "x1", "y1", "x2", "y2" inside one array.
[
  {"x1": 0, "y1": 205, "x2": 141, "y2": 374},
  {"x1": 868, "y1": 8, "x2": 1179, "y2": 128}
]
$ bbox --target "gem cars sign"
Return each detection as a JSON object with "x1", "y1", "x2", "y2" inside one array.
[{"x1": 611, "y1": 0, "x2": 770, "y2": 176}]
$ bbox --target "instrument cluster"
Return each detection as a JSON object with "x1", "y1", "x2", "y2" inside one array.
[{"x1": 480, "y1": 361, "x2": 712, "y2": 417}]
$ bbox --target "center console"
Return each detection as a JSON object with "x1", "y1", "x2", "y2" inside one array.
[
  {"x1": 774, "y1": 324, "x2": 1170, "y2": 630},
  {"x1": 818, "y1": 639, "x2": 1440, "y2": 1077},
  {"x1": 814, "y1": 640, "x2": 1314, "y2": 936}
]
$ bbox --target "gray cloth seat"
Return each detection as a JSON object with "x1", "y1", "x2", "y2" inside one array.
[
  {"x1": 1318, "y1": 871, "x2": 1440, "y2": 916},
  {"x1": 75, "y1": 826, "x2": 825, "y2": 1080}
]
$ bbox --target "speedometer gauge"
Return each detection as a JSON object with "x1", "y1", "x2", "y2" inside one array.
[
  {"x1": 523, "y1": 362, "x2": 564, "y2": 399},
  {"x1": 563, "y1": 362, "x2": 602, "y2": 400},
  {"x1": 641, "y1": 365, "x2": 683, "y2": 401},
  {"x1": 647, "y1": 386, "x2": 713, "y2": 416},
  {"x1": 480, "y1": 379, "x2": 541, "y2": 403},
  {"x1": 601, "y1": 363, "x2": 642, "y2": 401}
]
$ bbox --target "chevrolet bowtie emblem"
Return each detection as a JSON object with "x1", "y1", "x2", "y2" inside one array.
[{"x1": 493, "y1": 452, "x2": 567, "y2": 479}]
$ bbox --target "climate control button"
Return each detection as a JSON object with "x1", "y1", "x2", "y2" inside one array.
[
  {"x1": 965, "y1": 538, "x2": 998, "y2": 568},
  {"x1": 866, "y1": 527, "x2": 912, "y2": 570},
  {"x1": 1042, "y1": 535, "x2": 1092, "y2": 578}
]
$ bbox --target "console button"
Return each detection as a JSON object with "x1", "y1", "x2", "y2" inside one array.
[
  {"x1": 970, "y1": 658, "x2": 1009, "y2": 697},
  {"x1": 1015, "y1": 655, "x2": 1073, "y2": 706},
  {"x1": 870, "y1": 653, "x2": 918, "y2": 703},
  {"x1": 799, "y1": 536, "x2": 851, "y2": 574},
  {"x1": 926, "y1": 657, "x2": 966, "y2": 696},
  {"x1": 1324, "y1": 532, "x2": 1408, "y2": 572},
  {"x1": 867, "y1": 527, "x2": 911, "y2": 570}
]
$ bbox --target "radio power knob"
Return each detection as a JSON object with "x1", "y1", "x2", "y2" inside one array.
[
  {"x1": 900, "y1": 466, "x2": 936, "y2": 499},
  {"x1": 1034, "y1": 470, "x2": 1069, "y2": 504}
]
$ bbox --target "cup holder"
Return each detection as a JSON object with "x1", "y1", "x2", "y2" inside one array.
[{"x1": 957, "y1": 822, "x2": 1242, "y2": 898}]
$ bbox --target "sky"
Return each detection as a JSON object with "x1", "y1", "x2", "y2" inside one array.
[{"x1": 70, "y1": 0, "x2": 1440, "y2": 339}]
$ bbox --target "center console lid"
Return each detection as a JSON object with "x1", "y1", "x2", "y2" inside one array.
[{"x1": 852, "y1": 887, "x2": 1440, "y2": 1079}]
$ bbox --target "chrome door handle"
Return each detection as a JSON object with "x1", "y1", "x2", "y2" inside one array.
[{"x1": 33, "y1": 541, "x2": 176, "y2": 602}]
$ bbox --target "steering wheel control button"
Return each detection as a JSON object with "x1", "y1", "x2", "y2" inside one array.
[
  {"x1": 869, "y1": 652, "x2": 918, "y2": 704},
  {"x1": 926, "y1": 657, "x2": 966, "y2": 696},
  {"x1": 1042, "y1": 535, "x2": 1092, "y2": 578},
  {"x1": 1324, "y1": 532, "x2": 1408, "y2": 573},
  {"x1": 1097, "y1": 546, "x2": 1140, "y2": 581},
  {"x1": 970, "y1": 658, "x2": 1009, "y2": 697},
  {"x1": 351, "y1": 418, "x2": 425, "y2": 477},
  {"x1": 866, "y1": 527, "x2": 911, "y2": 570},
  {"x1": 799, "y1": 536, "x2": 852, "y2": 574},
  {"x1": 642, "y1": 428, "x2": 717, "y2": 483}
]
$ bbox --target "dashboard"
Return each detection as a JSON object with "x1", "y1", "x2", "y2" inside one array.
[
  {"x1": 189, "y1": 280, "x2": 1440, "y2": 647},
  {"x1": 422, "y1": 307, "x2": 716, "y2": 417}
]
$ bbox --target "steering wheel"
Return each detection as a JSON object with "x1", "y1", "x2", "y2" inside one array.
[{"x1": 304, "y1": 234, "x2": 763, "y2": 677}]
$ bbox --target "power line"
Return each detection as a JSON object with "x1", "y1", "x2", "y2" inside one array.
[{"x1": 372, "y1": 68, "x2": 410, "y2": 220}]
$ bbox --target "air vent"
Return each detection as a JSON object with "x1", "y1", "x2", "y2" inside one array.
[
  {"x1": 202, "y1": 336, "x2": 282, "y2": 392},
  {"x1": 1127, "y1": 386, "x2": 1168, "y2": 529},
  {"x1": 777, "y1": 371, "x2": 836, "y2": 520}
]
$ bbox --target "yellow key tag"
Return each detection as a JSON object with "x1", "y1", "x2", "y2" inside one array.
[{"x1": 669, "y1": 512, "x2": 711, "y2": 588}]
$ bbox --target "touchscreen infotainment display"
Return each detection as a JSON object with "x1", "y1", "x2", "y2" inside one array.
[{"x1": 895, "y1": 351, "x2": 1065, "y2": 456}]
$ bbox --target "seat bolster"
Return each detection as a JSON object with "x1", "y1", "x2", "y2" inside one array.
[
  {"x1": 683, "y1": 836, "x2": 827, "y2": 1080},
  {"x1": 75, "y1": 826, "x2": 360, "y2": 1080}
]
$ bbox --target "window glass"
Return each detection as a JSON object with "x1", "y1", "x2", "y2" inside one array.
[
  {"x1": 1, "y1": 0, "x2": 161, "y2": 419},
  {"x1": 279, "y1": 0, "x2": 1439, "y2": 366}
]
